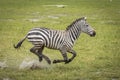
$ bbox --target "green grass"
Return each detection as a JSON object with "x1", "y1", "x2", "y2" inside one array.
[{"x1": 0, "y1": 0, "x2": 120, "y2": 80}]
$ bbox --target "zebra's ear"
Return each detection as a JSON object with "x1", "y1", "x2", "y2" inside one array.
[
  {"x1": 84, "y1": 17, "x2": 87, "y2": 20},
  {"x1": 81, "y1": 17, "x2": 87, "y2": 21}
]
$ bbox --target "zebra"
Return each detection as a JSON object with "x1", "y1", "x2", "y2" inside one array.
[{"x1": 14, "y1": 17, "x2": 96, "y2": 64}]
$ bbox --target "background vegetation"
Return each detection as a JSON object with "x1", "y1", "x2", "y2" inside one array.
[{"x1": 0, "y1": 0, "x2": 120, "y2": 80}]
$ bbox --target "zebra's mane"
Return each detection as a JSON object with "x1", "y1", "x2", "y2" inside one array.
[{"x1": 66, "y1": 17, "x2": 84, "y2": 30}]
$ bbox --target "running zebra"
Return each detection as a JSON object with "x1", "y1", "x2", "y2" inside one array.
[{"x1": 14, "y1": 17, "x2": 96, "y2": 64}]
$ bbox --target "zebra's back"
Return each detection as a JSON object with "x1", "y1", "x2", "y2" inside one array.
[{"x1": 27, "y1": 27, "x2": 65, "y2": 49}]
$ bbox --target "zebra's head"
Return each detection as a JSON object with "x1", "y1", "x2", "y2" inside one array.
[{"x1": 80, "y1": 17, "x2": 96, "y2": 37}]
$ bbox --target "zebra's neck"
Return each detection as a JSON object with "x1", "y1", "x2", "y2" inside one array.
[{"x1": 66, "y1": 22, "x2": 81, "y2": 44}]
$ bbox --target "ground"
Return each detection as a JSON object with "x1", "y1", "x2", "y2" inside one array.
[{"x1": 0, "y1": 0, "x2": 120, "y2": 80}]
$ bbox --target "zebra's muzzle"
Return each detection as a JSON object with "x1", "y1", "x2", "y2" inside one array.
[{"x1": 90, "y1": 31, "x2": 96, "y2": 37}]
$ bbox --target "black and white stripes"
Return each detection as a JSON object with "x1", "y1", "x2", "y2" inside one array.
[
  {"x1": 27, "y1": 28, "x2": 65, "y2": 49},
  {"x1": 27, "y1": 20, "x2": 81, "y2": 50},
  {"x1": 14, "y1": 17, "x2": 96, "y2": 64}
]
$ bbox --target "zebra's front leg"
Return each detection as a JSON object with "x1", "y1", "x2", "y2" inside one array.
[
  {"x1": 53, "y1": 45, "x2": 69, "y2": 64},
  {"x1": 67, "y1": 49, "x2": 77, "y2": 63},
  {"x1": 53, "y1": 53, "x2": 68, "y2": 64}
]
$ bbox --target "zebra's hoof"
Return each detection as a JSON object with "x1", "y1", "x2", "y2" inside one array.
[
  {"x1": 47, "y1": 60, "x2": 51, "y2": 64},
  {"x1": 39, "y1": 57, "x2": 43, "y2": 62},
  {"x1": 53, "y1": 60, "x2": 57, "y2": 64},
  {"x1": 65, "y1": 59, "x2": 71, "y2": 64}
]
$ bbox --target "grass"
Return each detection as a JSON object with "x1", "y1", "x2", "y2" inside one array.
[{"x1": 0, "y1": 0, "x2": 120, "y2": 80}]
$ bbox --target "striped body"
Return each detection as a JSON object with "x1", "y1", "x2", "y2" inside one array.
[
  {"x1": 27, "y1": 28, "x2": 74, "y2": 50},
  {"x1": 14, "y1": 17, "x2": 96, "y2": 64}
]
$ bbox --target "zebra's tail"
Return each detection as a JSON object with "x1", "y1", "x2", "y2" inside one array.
[{"x1": 14, "y1": 36, "x2": 27, "y2": 49}]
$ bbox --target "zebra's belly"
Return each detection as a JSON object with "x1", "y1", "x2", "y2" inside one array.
[
  {"x1": 45, "y1": 40, "x2": 73, "y2": 50},
  {"x1": 45, "y1": 37, "x2": 64, "y2": 50}
]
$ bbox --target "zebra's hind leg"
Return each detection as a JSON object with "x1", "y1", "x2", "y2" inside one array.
[
  {"x1": 30, "y1": 46, "x2": 51, "y2": 64},
  {"x1": 38, "y1": 46, "x2": 51, "y2": 64},
  {"x1": 42, "y1": 54, "x2": 51, "y2": 64},
  {"x1": 30, "y1": 47, "x2": 43, "y2": 62}
]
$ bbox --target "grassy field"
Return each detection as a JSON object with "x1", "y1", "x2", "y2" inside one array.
[{"x1": 0, "y1": 0, "x2": 120, "y2": 80}]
